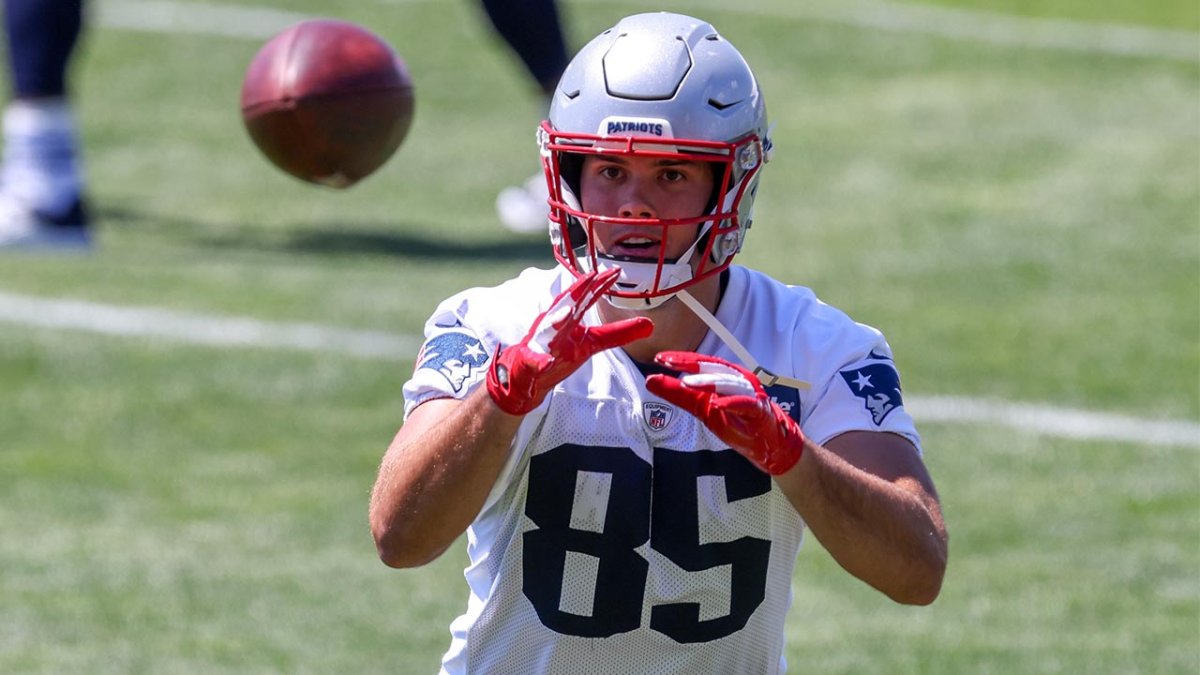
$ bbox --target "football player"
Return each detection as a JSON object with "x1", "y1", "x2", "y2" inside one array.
[
  {"x1": 0, "y1": 0, "x2": 89, "y2": 250},
  {"x1": 371, "y1": 12, "x2": 948, "y2": 674}
]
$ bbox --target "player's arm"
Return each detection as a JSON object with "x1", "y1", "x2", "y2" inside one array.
[
  {"x1": 370, "y1": 389, "x2": 523, "y2": 568},
  {"x1": 646, "y1": 352, "x2": 947, "y2": 605},
  {"x1": 774, "y1": 431, "x2": 947, "y2": 606}
]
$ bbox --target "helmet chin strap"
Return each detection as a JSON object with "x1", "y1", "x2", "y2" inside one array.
[{"x1": 676, "y1": 289, "x2": 812, "y2": 392}]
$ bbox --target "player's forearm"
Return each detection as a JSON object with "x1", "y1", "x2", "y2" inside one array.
[
  {"x1": 370, "y1": 388, "x2": 523, "y2": 568},
  {"x1": 778, "y1": 442, "x2": 948, "y2": 605}
]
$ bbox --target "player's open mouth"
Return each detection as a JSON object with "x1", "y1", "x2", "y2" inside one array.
[{"x1": 611, "y1": 235, "x2": 663, "y2": 260}]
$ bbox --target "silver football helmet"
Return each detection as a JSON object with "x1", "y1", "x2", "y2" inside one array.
[{"x1": 540, "y1": 12, "x2": 771, "y2": 309}]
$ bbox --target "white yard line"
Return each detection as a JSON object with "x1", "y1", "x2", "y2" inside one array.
[
  {"x1": 95, "y1": 0, "x2": 313, "y2": 39},
  {"x1": 0, "y1": 291, "x2": 420, "y2": 360},
  {"x1": 93, "y1": 0, "x2": 1199, "y2": 62},
  {"x1": 2, "y1": 290, "x2": 1196, "y2": 448},
  {"x1": 907, "y1": 395, "x2": 1200, "y2": 448}
]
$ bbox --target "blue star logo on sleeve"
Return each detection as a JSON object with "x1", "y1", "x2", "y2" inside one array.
[
  {"x1": 839, "y1": 362, "x2": 904, "y2": 425},
  {"x1": 415, "y1": 329, "x2": 491, "y2": 393}
]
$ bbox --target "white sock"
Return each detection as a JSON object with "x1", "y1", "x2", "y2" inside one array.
[{"x1": 2, "y1": 98, "x2": 84, "y2": 215}]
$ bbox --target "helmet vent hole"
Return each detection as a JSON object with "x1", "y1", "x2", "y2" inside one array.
[{"x1": 708, "y1": 98, "x2": 740, "y2": 111}]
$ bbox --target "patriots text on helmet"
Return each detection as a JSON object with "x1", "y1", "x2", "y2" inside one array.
[{"x1": 606, "y1": 120, "x2": 665, "y2": 136}]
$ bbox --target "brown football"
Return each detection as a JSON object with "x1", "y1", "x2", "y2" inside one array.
[{"x1": 240, "y1": 19, "x2": 415, "y2": 188}]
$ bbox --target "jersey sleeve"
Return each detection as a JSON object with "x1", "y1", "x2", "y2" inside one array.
[
  {"x1": 402, "y1": 296, "x2": 499, "y2": 419},
  {"x1": 401, "y1": 267, "x2": 565, "y2": 420},
  {"x1": 801, "y1": 337, "x2": 923, "y2": 454}
]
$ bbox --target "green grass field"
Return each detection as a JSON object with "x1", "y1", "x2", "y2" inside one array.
[{"x1": 1, "y1": 0, "x2": 1197, "y2": 672}]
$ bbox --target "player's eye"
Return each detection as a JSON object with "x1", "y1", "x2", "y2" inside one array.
[{"x1": 597, "y1": 165, "x2": 623, "y2": 180}]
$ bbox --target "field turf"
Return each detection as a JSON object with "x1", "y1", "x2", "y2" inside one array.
[{"x1": 0, "y1": 0, "x2": 1196, "y2": 672}]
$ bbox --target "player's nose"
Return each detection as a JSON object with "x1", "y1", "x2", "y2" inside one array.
[{"x1": 617, "y1": 181, "x2": 657, "y2": 219}]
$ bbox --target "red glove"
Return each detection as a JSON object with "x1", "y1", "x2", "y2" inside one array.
[
  {"x1": 487, "y1": 268, "x2": 654, "y2": 415},
  {"x1": 645, "y1": 351, "x2": 805, "y2": 475}
]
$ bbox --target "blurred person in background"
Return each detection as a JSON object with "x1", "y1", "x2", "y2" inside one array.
[
  {"x1": 0, "y1": 0, "x2": 90, "y2": 250},
  {"x1": 481, "y1": 0, "x2": 572, "y2": 234}
]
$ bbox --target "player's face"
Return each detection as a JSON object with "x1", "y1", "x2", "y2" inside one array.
[{"x1": 579, "y1": 154, "x2": 715, "y2": 262}]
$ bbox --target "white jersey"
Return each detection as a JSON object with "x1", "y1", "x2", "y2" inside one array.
[{"x1": 403, "y1": 265, "x2": 921, "y2": 675}]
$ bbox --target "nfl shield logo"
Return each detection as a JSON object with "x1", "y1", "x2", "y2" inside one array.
[{"x1": 643, "y1": 402, "x2": 673, "y2": 431}]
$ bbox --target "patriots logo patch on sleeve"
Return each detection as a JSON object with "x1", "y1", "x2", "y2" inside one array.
[
  {"x1": 415, "y1": 329, "x2": 491, "y2": 393},
  {"x1": 839, "y1": 362, "x2": 904, "y2": 425}
]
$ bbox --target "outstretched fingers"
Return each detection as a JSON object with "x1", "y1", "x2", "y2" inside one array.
[{"x1": 585, "y1": 317, "x2": 654, "y2": 353}]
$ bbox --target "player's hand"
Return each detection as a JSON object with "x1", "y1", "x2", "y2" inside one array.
[
  {"x1": 645, "y1": 351, "x2": 805, "y2": 475},
  {"x1": 487, "y1": 268, "x2": 654, "y2": 415}
]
